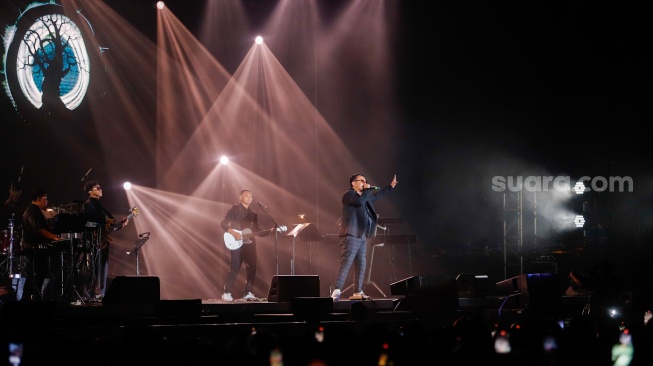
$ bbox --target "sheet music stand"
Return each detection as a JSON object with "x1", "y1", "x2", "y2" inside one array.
[
  {"x1": 127, "y1": 233, "x2": 150, "y2": 276},
  {"x1": 286, "y1": 223, "x2": 322, "y2": 275}
]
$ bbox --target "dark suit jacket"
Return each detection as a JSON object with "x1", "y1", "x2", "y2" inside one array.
[{"x1": 339, "y1": 185, "x2": 393, "y2": 239}]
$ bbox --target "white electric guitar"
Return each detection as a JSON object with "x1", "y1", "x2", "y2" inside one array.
[{"x1": 224, "y1": 225, "x2": 288, "y2": 250}]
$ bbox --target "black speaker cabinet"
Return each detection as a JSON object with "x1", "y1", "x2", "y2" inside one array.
[
  {"x1": 390, "y1": 274, "x2": 455, "y2": 296},
  {"x1": 390, "y1": 275, "x2": 459, "y2": 315},
  {"x1": 103, "y1": 276, "x2": 160, "y2": 305},
  {"x1": 495, "y1": 273, "x2": 560, "y2": 312},
  {"x1": 267, "y1": 275, "x2": 320, "y2": 302},
  {"x1": 456, "y1": 273, "x2": 493, "y2": 298}
]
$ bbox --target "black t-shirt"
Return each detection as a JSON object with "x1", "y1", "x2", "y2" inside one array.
[
  {"x1": 21, "y1": 203, "x2": 50, "y2": 245},
  {"x1": 220, "y1": 204, "x2": 262, "y2": 242}
]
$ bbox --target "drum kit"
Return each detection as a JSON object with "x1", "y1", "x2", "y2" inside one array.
[
  {"x1": 1, "y1": 229, "x2": 12, "y2": 255},
  {"x1": 0, "y1": 215, "x2": 21, "y2": 277},
  {"x1": 1, "y1": 201, "x2": 97, "y2": 302}
]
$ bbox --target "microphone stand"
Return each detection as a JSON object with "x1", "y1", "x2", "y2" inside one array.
[{"x1": 257, "y1": 203, "x2": 282, "y2": 275}]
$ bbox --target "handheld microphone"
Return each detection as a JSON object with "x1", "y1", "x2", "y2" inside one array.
[{"x1": 257, "y1": 201, "x2": 268, "y2": 209}]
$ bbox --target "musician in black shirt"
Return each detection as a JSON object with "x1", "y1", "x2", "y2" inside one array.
[
  {"x1": 219, "y1": 189, "x2": 272, "y2": 302},
  {"x1": 21, "y1": 188, "x2": 61, "y2": 301},
  {"x1": 80, "y1": 180, "x2": 129, "y2": 302}
]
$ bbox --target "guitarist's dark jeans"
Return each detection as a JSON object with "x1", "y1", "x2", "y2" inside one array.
[
  {"x1": 79, "y1": 244, "x2": 109, "y2": 300},
  {"x1": 224, "y1": 242, "x2": 257, "y2": 295},
  {"x1": 94, "y1": 245, "x2": 109, "y2": 298}
]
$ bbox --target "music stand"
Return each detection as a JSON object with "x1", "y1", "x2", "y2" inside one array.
[
  {"x1": 127, "y1": 233, "x2": 150, "y2": 276},
  {"x1": 286, "y1": 223, "x2": 323, "y2": 275}
]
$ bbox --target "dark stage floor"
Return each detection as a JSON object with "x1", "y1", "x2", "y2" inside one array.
[
  {"x1": 1, "y1": 271, "x2": 652, "y2": 366},
  {"x1": 2, "y1": 292, "x2": 641, "y2": 366}
]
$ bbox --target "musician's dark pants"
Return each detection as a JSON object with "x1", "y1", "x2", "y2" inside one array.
[
  {"x1": 224, "y1": 242, "x2": 257, "y2": 296},
  {"x1": 20, "y1": 249, "x2": 54, "y2": 301}
]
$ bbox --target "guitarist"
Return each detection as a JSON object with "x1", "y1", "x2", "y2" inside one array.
[
  {"x1": 219, "y1": 189, "x2": 273, "y2": 302},
  {"x1": 80, "y1": 180, "x2": 130, "y2": 303}
]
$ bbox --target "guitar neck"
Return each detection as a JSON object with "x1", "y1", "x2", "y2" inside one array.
[
  {"x1": 243, "y1": 230, "x2": 264, "y2": 239},
  {"x1": 108, "y1": 212, "x2": 136, "y2": 231},
  {"x1": 242, "y1": 226, "x2": 286, "y2": 238}
]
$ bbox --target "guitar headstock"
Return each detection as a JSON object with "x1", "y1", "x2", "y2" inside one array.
[{"x1": 130, "y1": 206, "x2": 140, "y2": 217}]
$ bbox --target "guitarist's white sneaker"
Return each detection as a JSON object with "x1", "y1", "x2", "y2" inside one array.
[
  {"x1": 221, "y1": 293, "x2": 233, "y2": 302},
  {"x1": 243, "y1": 292, "x2": 257, "y2": 301}
]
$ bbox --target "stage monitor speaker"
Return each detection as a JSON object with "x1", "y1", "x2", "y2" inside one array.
[
  {"x1": 390, "y1": 274, "x2": 455, "y2": 296},
  {"x1": 267, "y1": 275, "x2": 320, "y2": 302},
  {"x1": 456, "y1": 273, "x2": 493, "y2": 298},
  {"x1": 390, "y1": 275, "x2": 459, "y2": 316},
  {"x1": 103, "y1": 276, "x2": 160, "y2": 305},
  {"x1": 495, "y1": 273, "x2": 560, "y2": 312}
]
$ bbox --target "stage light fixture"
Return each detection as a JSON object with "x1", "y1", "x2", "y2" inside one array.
[
  {"x1": 123, "y1": 182, "x2": 132, "y2": 190},
  {"x1": 157, "y1": 2, "x2": 165, "y2": 10},
  {"x1": 255, "y1": 36, "x2": 263, "y2": 44},
  {"x1": 220, "y1": 155, "x2": 229, "y2": 165},
  {"x1": 574, "y1": 215, "x2": 585, "y2": 228},
  {"x1": 573, "y1": 181, "x2": 586, "y2": 195}
]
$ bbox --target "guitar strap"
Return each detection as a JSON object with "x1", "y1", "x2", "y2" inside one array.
[
  {"x1": 96, "y1": 200, "x2": 116, "y2": 222},
  {"x1": 93, "y1": 199, "x2": 125, "y2": 233}
]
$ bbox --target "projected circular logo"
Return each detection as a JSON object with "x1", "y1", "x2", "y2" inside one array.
[{"x1": 3, "y1": 3, "x2": 94, "y2": 119}]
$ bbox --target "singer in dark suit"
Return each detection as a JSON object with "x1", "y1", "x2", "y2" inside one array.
[{"x1": 331, "y1": 173, "x2": 398, "y2": 301}]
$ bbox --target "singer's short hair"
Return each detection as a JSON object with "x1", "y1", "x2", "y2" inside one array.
[
  {"x1": 240, "y1": 189, "x2": 252, "y2": 195},
  {"x1": 84, "y1": 180, "x2": 100, "y2": 193},
  {"x1": 30, "y1": 188, "x2": 47, "y2": 201},
  {"x1": 349, "y1": 173, "x2": 364, "y2": 185}
]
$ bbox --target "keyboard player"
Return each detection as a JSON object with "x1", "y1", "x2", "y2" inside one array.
[{"x1": 20, "y1": 188, "x2": 62, "y2": 301}]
